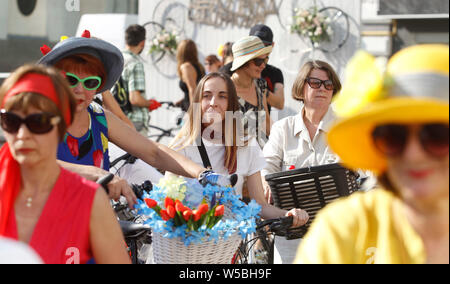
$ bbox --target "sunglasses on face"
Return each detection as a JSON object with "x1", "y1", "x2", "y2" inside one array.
[
  {"x1": 0, "y1": 110, "x2": 61, "y2": 135},
  {"x1": 252, "y1": 57, "x2": 269, "y2": 67},
  {"x1": 305, "y1": 77, "x2": 334, "y2": 91},
  {"x1": 65, "y1": 72, "x2": 102, "y2": 91},
  {"x1": 372, "y1": 123, "x2": 449, "y2": 158}
]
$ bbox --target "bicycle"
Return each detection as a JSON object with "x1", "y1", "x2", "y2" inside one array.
[
  {"x1": 97, "y1": 174, "x2": 154, "y2": 264},
  {"x1": 232, "y1": 216, "x2": 294, "y2": 264},
  {"x1": 147, "y1": 101, "x2": 184, "y2": 144}
]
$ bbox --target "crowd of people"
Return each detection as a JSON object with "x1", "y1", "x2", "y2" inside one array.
[{"x1": 0, "y1": 21, "x2": 448, "y2": 264}]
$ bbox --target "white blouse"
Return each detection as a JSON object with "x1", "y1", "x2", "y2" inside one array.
[
  {"x1": 261, "y1": 105, "x2": 339, "y2": 177},
  {"x1": 175, "y1": 138, "x2": 266, "y2": 197}
]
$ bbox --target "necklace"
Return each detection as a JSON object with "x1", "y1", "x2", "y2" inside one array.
[{"x1": 26, "y1": 197, "x2": 33, "y2": 208}]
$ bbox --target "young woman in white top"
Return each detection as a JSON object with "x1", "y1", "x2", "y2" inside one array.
[{"x1": 169, "y1": 72, "x2": 309, "y2": 226}]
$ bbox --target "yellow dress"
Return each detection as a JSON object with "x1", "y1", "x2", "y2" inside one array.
[{"x1": 294, "y1": 189, "x2": 426, "y2": 264}]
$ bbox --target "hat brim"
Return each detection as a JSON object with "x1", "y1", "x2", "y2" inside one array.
[
  {"x1": 231, "y1": 45, "x2": 272, "y2": 72},
  {"x1": 327, "y1": 97, "x2": 449, "y2": 174},
  {"x1": 38, "y1": 37, "x2": 124, "y2": 93}
]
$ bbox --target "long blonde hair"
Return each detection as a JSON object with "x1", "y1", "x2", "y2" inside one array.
[{"x1": 170, "y1": 72, "x2": 245, "y2": 174}]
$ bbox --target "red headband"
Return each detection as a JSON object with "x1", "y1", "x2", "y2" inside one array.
[{"x1": 3, "y1": 73, "x2": 72, "y2": 125}]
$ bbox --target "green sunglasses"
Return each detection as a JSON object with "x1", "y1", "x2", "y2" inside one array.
[{"x1": 65, "y1": 72, "x2": 102, "y2": 91}]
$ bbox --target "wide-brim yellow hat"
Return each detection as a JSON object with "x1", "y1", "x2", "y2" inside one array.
[{"x1": 328, "y1": 44, "x2": 449, "y2": 174}]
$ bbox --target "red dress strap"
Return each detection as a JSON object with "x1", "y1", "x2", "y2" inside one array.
[{"x1": 4, "y1": 168, "x2": 99, "y2": 264}]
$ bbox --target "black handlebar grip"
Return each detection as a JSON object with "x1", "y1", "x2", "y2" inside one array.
[{"x1": 96, "y1": 173, "x2": 115, "y2": 193}]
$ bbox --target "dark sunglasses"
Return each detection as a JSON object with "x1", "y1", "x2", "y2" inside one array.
[
  {"x1": 65, "y1": 72, "x2": 102, "y2": 91},
  {"x1": 0, "y1": 110, "x2": 61, "y2": 134},
  {"x1": 252, "y1": 57, "x2": 269, "y2": 67},
  {"x1": 305, "y1": 77, "x2": 334, "y2": 91},
  {"x1": 372, "y1": 123, "x2": 449, "y2": 158}
]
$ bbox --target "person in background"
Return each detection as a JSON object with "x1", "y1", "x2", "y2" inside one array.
[
  {"x1": 204, "y1": 54, "x2": 222, "y2": 74},
  {"x1": 218, "y1": 42, "x2": 234, "y2": 67},
  {"x1": 221, "y1": 25, "x2": 285, "y2": 110},
  {"x1": 175, "y1": 39, "x2": 205, "y2": 112},
  {"x1": 0, "y1": 64, "x2": 130, "y2": 264},
  {"x1": 295, "y1": 44, "x2": 449, "y2": 264},
  {"x1": 261, "y1": 59, "x2": 341, "y2": 264},
  {"x1": 122, "y1": 24, "x2": 161, "y2": 135},
  {"x1": 230, "y1": 36, "x2": 272, "y2": 149}
]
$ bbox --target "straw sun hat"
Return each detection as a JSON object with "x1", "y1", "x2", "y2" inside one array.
[
  {"x1": 231, "y1": 36, "x2": 272, "y2": 72},
  {"x1": 328, "y1": 44, "x2": 449, "y2": 174}
]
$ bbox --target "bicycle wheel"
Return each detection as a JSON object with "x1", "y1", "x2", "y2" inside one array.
[
  {"x1": 316, "y1": 7, "x2": 349, "y2": 53},
  {"x1": 152, "y1": 0, "x2": 197, "y2": 40}
]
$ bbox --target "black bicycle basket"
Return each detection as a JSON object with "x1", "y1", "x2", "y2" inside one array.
[{"x1": 265, "y1": 163, "x2": 359, "y2": 240}]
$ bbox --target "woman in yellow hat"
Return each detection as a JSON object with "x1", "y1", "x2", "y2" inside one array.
[{"x1": 294, "y1": 44, "x2": 449, "y2": 264}]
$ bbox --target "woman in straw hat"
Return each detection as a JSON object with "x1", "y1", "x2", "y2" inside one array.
[
  {"x1": 0, "y1": 65, "x2": 130, "y2": 263},
  {"x1": 230, "y1": 36, "x2": 272, "y2": 149},
  {"x1": 38, "y1": 32, "x2": 236, "y2": 208},
  {"x1": 295, "y1": 44, "x2": 449, "y2": 264}
]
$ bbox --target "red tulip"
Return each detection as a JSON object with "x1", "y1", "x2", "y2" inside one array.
[
  {"x1": 182, "y1": 209, "x2": 192, "y2": 221},
  {"x1": 164, "y1": 197, "x2": 175, "y2": 209},
  {"x1": 166, "y1": 205, "x2": 176, "y2": 219},
  {"x1": 198, "y1": 204, "x2": 209, "y2": 215},
  {"x1": 192, "y1": 210, "x2": 201, "y2": 222},
  {"x1": 145, "y1": 198, "x2": 157, "y2": 208},
  {"x1": 175, "y1": 200, "x2": 185, "y2": 212},
  {"x1": 160, "y1": 210, "x2": 171, "y2": 221},
  {"x1": 214, "y1": 205, "x2": 225, "y2": 217}
]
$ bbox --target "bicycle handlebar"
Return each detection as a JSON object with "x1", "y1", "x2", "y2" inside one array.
[
  {"x1": 96, "y1": 173, "x2": 153, "y2": 201},
  {"x1": 256, "y1": 216, "x2": 293, "y2": 234}
]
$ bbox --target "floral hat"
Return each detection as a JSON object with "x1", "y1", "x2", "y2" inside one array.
[
  {"x1": 38, "y1": 30, "x2": 124, "y2": 93},
  {"x1": 327, "y1": 44, "x2": 449, "y2": 174},
  {"x1": 231, "y1": 36, "x2": 272, "y2": 72}
]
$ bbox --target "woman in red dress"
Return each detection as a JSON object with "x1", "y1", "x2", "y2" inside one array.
[{"x1": 0, "y1": 64, "x2": 130, "y2": 264}]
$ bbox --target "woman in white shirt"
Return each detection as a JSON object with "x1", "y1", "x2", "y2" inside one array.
[
  {"x1": 262, "y1": 60, "x2": 342, "y2": 263},
  {"x1": 169, "y1": 72, "x2": 309, "y2": 227},
  {"x1": 262, "y1": 60, "x2": 342, "y2": 181}
]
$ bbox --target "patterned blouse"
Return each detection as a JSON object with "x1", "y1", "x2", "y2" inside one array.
[{"x1": 57, "y1": 103, "x2": 110, "y2": 170}]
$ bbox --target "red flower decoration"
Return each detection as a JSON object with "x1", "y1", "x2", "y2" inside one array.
[
  {"x1": 166, "y1": 205, "x2": 176, "y2": 219},
  {"x1": 164, "y1": 197, "x2": 175, "y2": 209},
  {"x1": 93, "y1": 150, "x2": 104, "y2": 168},
  {"x1": 198, "y1": 204, "x2": 209, "y2": 215},
  {"x1": 40, "y1": 44, "x2": 52, "y2": 56},
  {"x1": 175, "y1": 200, "x2": 185, "y2": 213},
  {"x1": 160, "y1": 210, "x2": 171, "y2": 221},
  {"x1": 182, "y1": 209, "x2": 192, "y2": 221},
  {"x1": 214, "y1": 205, "x2": 225, "y2": 217},
  {"x1": 193, "y1": 210, "x2": 201, "y2": 222},
  {"x1": 289, "y1": 165, "x2": 296, "y2": 170},
  {"x1": 145, "y1": 198, "x2": 157, "y2": 208},
  {"x1": 81, "y1": 30, "x2": 91, "y2": 38},
  {"x1": 66, "y1": 136, "x2": 79, "y2": 157}
]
